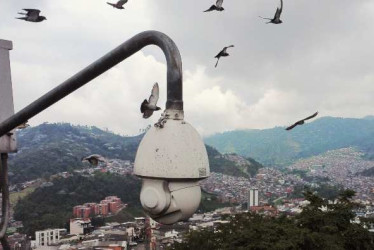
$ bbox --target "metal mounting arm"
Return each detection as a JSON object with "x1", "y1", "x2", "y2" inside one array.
[{"x1": 0, "y1": 30, "x2": 183, "y2": 137}]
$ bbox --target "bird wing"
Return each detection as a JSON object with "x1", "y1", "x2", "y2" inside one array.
[
  {"x1": 148, "y1": 83, "x2": 159, "y2": 106},
  {"x1": 118, "y1": 0, "x2": 128, "y2": 6},
  {"x1": 274, "y1": 0, "x2": 283, "y2": 19},
  {"x1": 90, "y1": 158, "x2": 99, "y2": 166},
  {"x1": 140, "y1": 99, "x2": 148, "y2": 113},
  {"x1": 97, "y1": 156, "x2": 107, "y2": 163},
  {"x1": 216, "y1": 0, "x2": 223, "y2": 8},
  {"x1": 303, "y1": 112, "x2": 318, "y2": 121},
  {"x1": 82, "y1": 156, "x2": 98, "y2": 166},
  {"x1": 215, "y1": 58, "x2": 220, "y2": 67},
  {"x1": 23, "y1": 9, "x2": 40, "y2": 17},
  {"x1": 204, "y1": 5, "x2": 217, "y2": 12},
  {"x1": 215, "y1": 49, "x2": 224, "y2": 58},
  {"x1": 285, "y1": 123, "x2": 297, "y2": 131},
  {"x1": 220, "y1": 45, "x2": 234, "y2": 54}
]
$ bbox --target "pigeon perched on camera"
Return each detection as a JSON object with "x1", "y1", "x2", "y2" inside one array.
[
  {"x1": 286, "y1": 112, "x2": 318, "y2": 131},
  {"x1": 107, "y1": 0, "x2": 128, "y2": 9},
  {"x1": 141, "y1": 83, "x2": 161, "y2": 119},
  {"x1": 16, "y1": 9, "x2": 46, "y2": 22},
  {"x1": 259, "y1": 0, "x2": 283, "y2": 24},
  {"x1": 82, "y1": 154, "x2": 108, "y2": 166},
  {"x1": 204, "y1": 0, "x2": 224, "y2": 12},
  {"x1": 214, "y1": 45, "x2": 234, "y2": 67}
]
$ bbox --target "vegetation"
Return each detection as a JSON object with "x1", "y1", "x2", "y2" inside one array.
[
  {"x1": 205, "y1": 117, "x2": 374, "y2": 166},
  {"x1": 290, "y1": 184, "x2": 343, "y2": 200},
  {"x1": 9, "y1": 123, "x2": 260, "y2": 185},
  {"x1": 105, "y1": 206, "x2": 146, "y2": 224},
  {"x1": 13, "y1": 172, "x2": 226, "y2": 236},
  {"x1": 9, "y1": 123, "x2": 142, "y2": 184},
  {"x1": 198, "y1": 190, "x2": 231, "y2": 213},
  {"x1": 172, "y1": 190, "x2": 374, "y2": 250},
  {"x1": 14, "y1": 172, "x2": 141, "y2": 236},
  {"x1": 360, "y1": 167, "x2": 374, "y2": 177},
  {"x1": 10, "y1": 186, "x2": 37, "y2": 205},
  {"x1": 206, "y1": 145, "x2": 263, "y2": 178}
]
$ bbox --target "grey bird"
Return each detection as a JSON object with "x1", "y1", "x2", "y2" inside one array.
[
  {"x1": 286, "y1": 112, "x2": 318, "y2": 131},
  {"x1": 204, "y1": 0, "x2": 224, "y2": 12},
  {"x1": 214, "y1": 45, "x2": 234, "y2": 67},
  {"x1": 259, "y1": 0, "x2": 283, "y2": 24},
  {"x1": 141, "y1": 83, "x2": 161, "y2": 119},
  {"x1": 107, "y1": 0, "x2": 128, "y2": 9},
  {"x1": 82, "y1": 154, "x2": 108, "y2": 166},
  {"x1": 16, "y1": 9, "x2": 46, "y2": 22}
]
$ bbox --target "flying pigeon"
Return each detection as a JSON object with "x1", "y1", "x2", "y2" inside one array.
[
  {"x1": 16, "y1": 9, "x2": 46, "y2": 22},
  {"x1": 107, "y1": 0, "x2": 128, "y2": 9},
  {"x1": 259, "y1": 0, "x2": 283, "y2": 24},
  {"x1": 214, "y1": 45, "x2": 234, "y2": 67},
  {"x1": 82, "y1": 154, "x2": 108, "y2": 166},
  {"x1": 285, "y1": 112, "x2": 318, "y2": 131},
  {"x1": 141, "y1": 83, "x2": 161, "y2": 119},
  {"x1": 204, "y1": 0, "x2": 224, "y2": 12}
]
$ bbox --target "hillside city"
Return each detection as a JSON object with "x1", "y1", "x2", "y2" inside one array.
[{"x1": 1, "y1": 132, "x2": 374, "y2": 249}]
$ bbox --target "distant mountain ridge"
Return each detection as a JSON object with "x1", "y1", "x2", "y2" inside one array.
[
  {"x1": 9, "y1": 123, "x2": 260, "y2": 184},
  {"x1": 205, "y1": 116, "x2": 374, "y2": 166},
  {"x1": 9, "y1": 123, "x2": 142, "y2": 184}
]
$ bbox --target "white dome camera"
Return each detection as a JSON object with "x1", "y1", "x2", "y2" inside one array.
[{"x1": 134, "y1": 110, "x2": 210, "y2": 224}]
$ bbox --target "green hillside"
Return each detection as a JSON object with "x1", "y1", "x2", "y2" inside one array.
[
  {"x1": 14, "y1": 172, "x2": 141, "y2": 236},
  {"x1": 205, "y1": 117, "x2": 374, "y2": 166},
  {"x1": 9, "y1": 123, "x2": 142, "y2": 184},
  {"x1": 206, "y1": 145, "x2": 263, "y2": 178},
  {"x1": 9, "y1": 123, "x2": 258, "y2": 184}
]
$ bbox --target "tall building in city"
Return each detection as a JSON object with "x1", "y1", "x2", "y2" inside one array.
[
  {"x1": 248, "y1": 188, "x2": 259, "y2": 209},
  {"x1": 34, "y1": 229, "x2": 67, "y2": 247}
]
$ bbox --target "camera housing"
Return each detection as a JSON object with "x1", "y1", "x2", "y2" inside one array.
[{"x1": 134, "y1": 111, "x2": 210, "y2": 224}]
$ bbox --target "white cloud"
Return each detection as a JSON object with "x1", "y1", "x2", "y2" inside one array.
[{"x1": 1, "y1": 0, "x2": 373, "y2": 137}]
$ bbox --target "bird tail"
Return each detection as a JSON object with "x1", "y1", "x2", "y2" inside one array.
[
  {"x1": 107, "y1": 2, "x2": 115, "y2": 7},
  {"x1": 258, "y1": 16, "x2": 271, "y2": 20},
  {"x1": 17, "y1": 12, "x2": 27, "y2": 15},
  {"x1": 15, "y1": 17, "x2": 26, "y2": 20},
  {"x1": 215, "y1": 58, "x2": 220, "y2": 68}
]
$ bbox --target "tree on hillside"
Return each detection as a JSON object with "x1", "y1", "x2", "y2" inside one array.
[{"x1": 172, "y1": 190, "x2": 374, "y2": 250}]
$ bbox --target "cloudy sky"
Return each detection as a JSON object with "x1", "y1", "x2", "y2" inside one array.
[{"x1": 1, "y1": 0, "x2": 373, "y2": 136}]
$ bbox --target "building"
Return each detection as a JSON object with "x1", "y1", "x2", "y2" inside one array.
[
  {"x1": 73, "y1": 205, "x2": 91, "y2": 219},
  {"x1": 72, "y1": 196, "x2": 122, "y2": 218},
  {"x1": 34, "y1": 228, "x2": 67, "y2": 247},
  {"x1": 248, "y1": 188, "x2": 259, "y2": 209},
  {"x1": 70, "y1": 218, "x2": 94, "y2": 235},
  {"x1": 109, "y1": 201, "x2": 119, "y2": 214},
  {"x1": 97, "y1": 203, "x2": 109, "y2": 216},
  {"x1": 84, "y1": 202, "x2": 98, "y2": 215}
]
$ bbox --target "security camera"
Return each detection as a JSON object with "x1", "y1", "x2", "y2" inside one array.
[{"x1": 134, "y1": 110, "x2": 210, "y2": 224}]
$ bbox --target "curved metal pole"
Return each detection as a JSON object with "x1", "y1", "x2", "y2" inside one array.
[{"x1": 0, "y1": 30, "x2": 183, "y2": 137}]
